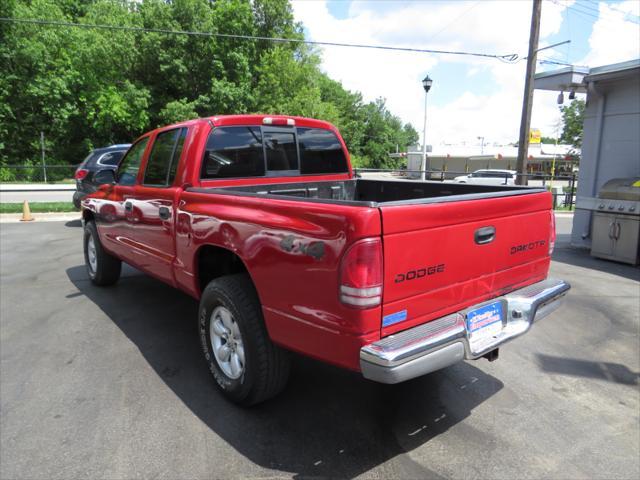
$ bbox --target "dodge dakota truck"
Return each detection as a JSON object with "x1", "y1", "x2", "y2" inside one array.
[{"x1": 82, "y1": 115, "x2": 570, "y2": 406}]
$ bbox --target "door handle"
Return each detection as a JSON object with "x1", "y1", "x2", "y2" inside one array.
[
  {"x1": 158, "y1": 206, "x2": 171, "y2": 220},
  {"x1": 615, "y1": 222, "x2": 621, "y2": 240},
  {"x1": 475, "y1": 226, "x2": 496, "y2": 245},
  {"x1": 608, "y1": 221, "x2": 615, "y2": 238},
  {"x1": 124, "y1": 201, "x2": 133, "y2": 212}
]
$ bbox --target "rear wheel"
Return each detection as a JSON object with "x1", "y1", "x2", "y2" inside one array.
[
  {"x1": 83, "y1": 221, "x2": 121, "y2": 286},
  {"x1": 72, "y1": 193, "x2": 81, "y2": 209},
  {"x1": 199, "y1": 274, "x2": 290, "y2": 406}
]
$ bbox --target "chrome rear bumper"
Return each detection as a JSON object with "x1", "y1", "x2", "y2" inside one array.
[{"x1": 360, "y1": 278, "x2": 570, "y2": 384}]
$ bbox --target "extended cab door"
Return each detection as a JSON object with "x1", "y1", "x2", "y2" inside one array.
[
  {"x1": 97, "y1": 137, "x2": 150, "y2": 261},
  {"x1": 124, "y1": 127, "x2": 188, "y2": 285}
]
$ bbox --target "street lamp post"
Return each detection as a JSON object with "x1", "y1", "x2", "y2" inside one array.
[
  {"x1": 420, "y1": 75, "x2": 433, "y2": 181},
  {"x1": 477, "y1": 136, "x2": 485, "y2": 155}
]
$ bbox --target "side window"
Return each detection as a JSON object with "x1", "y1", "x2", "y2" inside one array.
[
  {"x1": 169, "y1": 128, "x2": 187, "y2": 182},
  {"x1": 143, "y1": 128, "x2": 187, "y2": 186},
  {"x1": 97, "y1": 151, "x2": 125, "y2": 167},
  {"x1": 117, "y1": 137, "x2": 149, "y2": 186},
  {"x1": 298, "y1": 128, "x2": 348, "y2": 174},
  {"x1": 201, "y1": 127, "x2": 264, "y2": 179},
  {"x1": 264, "y1": 131, "x2": 298, "y2": 172}
]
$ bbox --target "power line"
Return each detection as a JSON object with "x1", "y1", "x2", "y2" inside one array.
[
  {"x1": 583, "y1": 0, "x2": 640, "y2": 23},
  {"x1": 0, "y1": 17, "x2": 520, "y2": 62},
  {"x1": 423, "y1": 1, "x2": 480, "y2": 44},
  {"x1": 574, "y1": 0, "x2": 608, "y2": 16},
  {"x1": 549, "y1": 0, "x2": 640, "y2": 26},
  {"x1": 538, "y1": 58, "x2": 588, "y2": 68},
  {"x1": 572, "y1": 2, "x2": 639, "y2": 24}
]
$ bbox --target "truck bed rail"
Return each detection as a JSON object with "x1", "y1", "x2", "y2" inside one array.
[{"x1": 187, "y1": 179, "x2": 545, "y2": 208}]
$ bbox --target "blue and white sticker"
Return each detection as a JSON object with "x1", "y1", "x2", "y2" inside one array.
[
  {"x1": 467, "y1": 301, "x2": 502, "y2": 333},
  {"x1": 383, "y1": 309, "x2": 408, "y2": 327}
]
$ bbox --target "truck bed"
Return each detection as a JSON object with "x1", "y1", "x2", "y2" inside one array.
[
  {"x1": 188, "y1": 179, "x2": 543, "y2": 206},
  {"x1": 185, "y1": 176, "x2": 553, "y2": 343}
]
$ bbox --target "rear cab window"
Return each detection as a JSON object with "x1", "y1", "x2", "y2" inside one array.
[
  {"x1": 202, "y1": 127, "x2": 264, "y2": 179},
  {"x1": 201, "y1": 125, "x2": 348, "y2": 180},
  {"x1": 298, "y1": 128, "x2": 348, "y2": 174},
  {"x1": 264, "y1": 130, "x2": 298, "y2": 173}
]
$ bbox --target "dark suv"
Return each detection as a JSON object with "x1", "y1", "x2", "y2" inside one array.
[{"x1": 73, "y1": 144, "x2": 131, "y2": 208}]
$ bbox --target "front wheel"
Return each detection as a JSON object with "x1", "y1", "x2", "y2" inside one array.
[
  {"x1": 199, "y1": 274, "x2": 290, "y2": 406},
  {"x1": 83, "y1": 221, "x2": 121, "y2": 286}
]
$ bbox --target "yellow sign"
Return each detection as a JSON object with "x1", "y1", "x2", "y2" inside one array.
[
  {"x1": 633, "y1": 180, "x2": 640, "y2": 187},
  {"x1": 529, "y1": 128, "x2": 541, "y2": 144}
]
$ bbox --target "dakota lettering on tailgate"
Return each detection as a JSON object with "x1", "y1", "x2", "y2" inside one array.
[{"x1": 510, "y1": 240, "x2": 546, "y2": 255}]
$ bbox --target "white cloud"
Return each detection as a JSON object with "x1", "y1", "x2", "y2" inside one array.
[
  {"x1": 579, "y1": 0, "x2": 640, "y2": 67},
  {"x1": 290, "y1": 0, "x2": 626, "y2": 146}
]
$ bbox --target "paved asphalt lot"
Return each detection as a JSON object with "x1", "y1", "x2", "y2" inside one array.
[{"x1": 1, "y1": 216, "x2": 638, "y2": 479}]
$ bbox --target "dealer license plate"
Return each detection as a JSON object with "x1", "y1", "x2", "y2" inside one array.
[{"x1": 466, "y1": 301, "x2": 503, "y2": 351}]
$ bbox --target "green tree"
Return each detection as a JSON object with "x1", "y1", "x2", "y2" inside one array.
[
  {"x1": 559, "y1": 99, "x2": 585, "y2": 149},
  {"x1": 0, "y1": 0, "x2": 419, "y2": 179}
]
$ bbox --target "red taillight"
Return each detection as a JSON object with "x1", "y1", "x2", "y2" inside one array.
[
  {"x1": 75, "y1": 169, "x2": 89, "y2": 180},
  {"x1": 339, "y1": 238, "x2": 383, "y2": 308},
  {"x1": 549, "y1": 212, "x2": 556, "y2": 255}
]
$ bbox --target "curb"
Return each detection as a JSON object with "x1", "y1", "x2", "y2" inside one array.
[{"x1": 0, "y1": 212, "x2": 81, "y2": 223}]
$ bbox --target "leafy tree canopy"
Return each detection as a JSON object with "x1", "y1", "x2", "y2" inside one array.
[
  {"x1": 0, "y1": 0, "x2": 417, "y2": 177},
  {"x1": 559, "y1": 98, "x2": 585, "y2": 150}
]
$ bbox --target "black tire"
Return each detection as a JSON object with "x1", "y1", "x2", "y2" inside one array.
[
  {"x1": 72, "y1": 192, "x2": 83, "y2": 210},
  {"x1": 199, "y1": 274, "x2": 290, "y2": 406},
  {"x1": 83, "y1": 220, "x2": 121, "y2": 286}
]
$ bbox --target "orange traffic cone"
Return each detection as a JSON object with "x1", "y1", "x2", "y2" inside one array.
[{"x1": 20, "y1": 200, "x2": 34, "y2": 222}]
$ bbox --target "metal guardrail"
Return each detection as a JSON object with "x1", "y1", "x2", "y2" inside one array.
[
  {"x1": 354, "y1": 168, "x2": 577, "y2": 210},
  {"x1": 0, "y1": 165, "x2": 77, "y2": 184}
]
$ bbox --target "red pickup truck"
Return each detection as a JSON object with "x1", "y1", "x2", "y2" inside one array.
[{"x1": 82, "y1": 115, "x2": 570, "y2": 405}]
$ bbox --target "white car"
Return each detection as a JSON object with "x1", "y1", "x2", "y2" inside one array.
[{"x1": 454, "y1": 169, "x2": 517, "y2": 185}]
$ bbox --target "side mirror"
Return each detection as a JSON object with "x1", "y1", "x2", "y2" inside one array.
[{"x1": 94, "y1": 168, "x2": 116, "y2": 186}]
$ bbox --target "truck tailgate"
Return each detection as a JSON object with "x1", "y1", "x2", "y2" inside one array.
[{"x1": 380, "y1": 191, "x2": 553, "y2": 336}]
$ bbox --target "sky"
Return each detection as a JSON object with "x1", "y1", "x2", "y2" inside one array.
[{"x1": 290, "y1": 0, "x2": 640, "y2": 146}]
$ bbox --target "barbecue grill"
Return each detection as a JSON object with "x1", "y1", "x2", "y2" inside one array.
[{"x1": 580, "y1": 177, "x2": 640, "y2": 265}]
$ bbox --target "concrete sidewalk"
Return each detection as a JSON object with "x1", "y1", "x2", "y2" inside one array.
[{"x1": 0, "y1": 212, "x2": 80, "y2": 223}]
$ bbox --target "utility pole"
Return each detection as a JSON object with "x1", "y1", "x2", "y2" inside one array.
[{"x1": 516, "y1": 0, "x2": 542, "y2": 185}]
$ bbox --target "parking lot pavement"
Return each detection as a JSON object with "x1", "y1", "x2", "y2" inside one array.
[{"x1": 1, "y1": 220, "x2": 638, "y2": 480}]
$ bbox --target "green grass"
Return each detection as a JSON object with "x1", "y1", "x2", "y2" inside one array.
[
  {"x1": 0, "y1": 202, "x2": 78, "y2": 214},
  {"x1": 0, "y1": 179, "x2": 76, "y2": 184}
]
